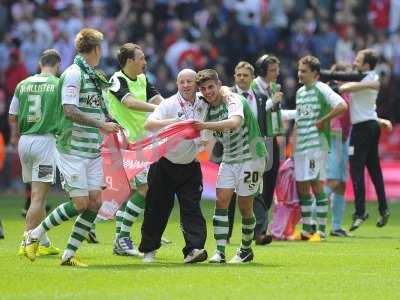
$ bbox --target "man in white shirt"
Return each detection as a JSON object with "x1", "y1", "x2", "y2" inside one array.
[
  {"x1": 339, "y1": 48, "x2": 390, "y2": 231},
  {"x1": 138, "y1": 69, "x2": 209, "y2": 264}
]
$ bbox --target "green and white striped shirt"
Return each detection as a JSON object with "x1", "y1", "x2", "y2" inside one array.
[
  {"x1": 295, "y1": 81, "x2": 344, "y2": 153},
  {"x1": 206, "y1": 94, "x2": 267, "y2": 164},
  {"x1": 57, "y1": 64, "x2": 105, "y2": 158}
]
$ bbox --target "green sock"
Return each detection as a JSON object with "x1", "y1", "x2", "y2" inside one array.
[
  {"x1": 213, "y1": 208, "x2": 229, "y2": 254},
  {"x1": 241, "y1": 215, "x2": 256, "y2": 249},
  {"x1": 300, "y1": 195, "x2": 313, "y2": 234},
  {"x1": 65, "y1": 209, "x2": 98, "y2": 255},
  {"x1": 316, "y1": 192, "x2": 328, "y2": 233},
  {"x1": 118, "y1": 192, "x2": 145, "y2": 239}
]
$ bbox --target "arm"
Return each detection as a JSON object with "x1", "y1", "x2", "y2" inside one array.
[
  {"x1": 123, "y1": 95, "x2": 157, "y2": 112},
  {"x1": 148, "y1": 94, "x2": 163, "y2": 105},
  {"x1": 200, "y1": 115, "x2": 242, "y2": 131},
  {"x1": 144, "y1": 116, "x2": 177, "y2": 132},
  {"x1": 319, "y1": 70, "x2": 365, "y2": 82},
  {"x1": 281, "y1": 109, "x2": 296, "y2": 121},
  {"x1": 316, "y1": 102, "x2": 347, "y2": 128},
  {"x1": 339, "y1": 81, "x2": 380, "y2": 93},
  {"x1": 8, "y1": 115, "x2": 19, "y2": 147},
  {"x1": 63, "y1": 104, "x2": 119, "y2": 133},
  {"x1": 265, "y1": 91, "x2": 284, "y2": 111},
  {"x1": 8, "y1": 95, "x2": 20, "y2": 147}
]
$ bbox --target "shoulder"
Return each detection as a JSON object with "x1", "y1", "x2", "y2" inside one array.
[
  {"x1": 296, "y1": 85, "x2": 306, "y2": 95},
  {"x1": 62, "y1": 64, "x2": 81, "y2": 83},
  {"x1": 109, "y1": 72, "x2": 128, "y2": 92},
  {"x1": 315, "y1": 81, "x2": 332, "y2": 92}
]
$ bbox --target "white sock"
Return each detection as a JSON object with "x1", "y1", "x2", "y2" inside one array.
[
  {"x1": 31, "y1": 225, "x2": 45, "y2": 240},
  {"x1": 62, "y1": 249, "x2": 75, "y2": 261},
  {"x1": 39, "y1": 233, "x2": 50, "y2": 246}
]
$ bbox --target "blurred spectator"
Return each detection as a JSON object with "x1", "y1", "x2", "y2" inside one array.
[
  {"x1": 4, "y1": 49, "x2": 28, "y2": 99},
  {"x1": 21, "y1": 30, "x2": 45, "y2": 74},
  {"x1": 53, "y1": 31, "x2": 75, "y2": 72}
]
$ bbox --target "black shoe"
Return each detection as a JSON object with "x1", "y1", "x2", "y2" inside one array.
[
  {"x1": 330, "y1": 229, "x2": 352, "y2": 237},
  {"x1": 86, "y1": 231, "x2": 99, "y2": 244},
  {"x1": 377, "y1": 211, "x2": 390, "y2": 228},
  {"x1": 349, "y1": 213, "x2": 369, "y2": 232},
  {"x1": 255, "y1": 234, "x2": 273, "y2": 245},
  {"x1": 0, "y1": 221, "x2": 4, "y2": 239},
  {"x1": 229, "y1": 248, "x2": 254, "y2": 263}
]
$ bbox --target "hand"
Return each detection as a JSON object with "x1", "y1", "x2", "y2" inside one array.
[
  {"x1": 315, "y1": 119, "x2": 324, "y2": 130},
  {"x1": 100, "y1": 122, "x2": 120, "y2": 134},
  {"x1": 379, "y1": 119, "x2": 393, "y2": 132},
  {"x1": 193, "y1": 121, "x2": 208, "y2": 131},
  {"x1": 271, "y1": 91, "x2": 283, "y2": 105}
]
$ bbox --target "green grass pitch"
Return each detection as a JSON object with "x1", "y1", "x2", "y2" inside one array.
[{"x1": 0, "y1": 195, "x2": 399, "y2": 300}]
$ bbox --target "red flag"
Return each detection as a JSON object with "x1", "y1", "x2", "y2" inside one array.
[{"x1": 99, "y1": 120, "x2": 200, "y2": 219}]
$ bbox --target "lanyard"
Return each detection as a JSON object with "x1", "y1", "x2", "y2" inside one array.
[{"x1": 177, "y1": 92, "x2": 199, "y2": 120}]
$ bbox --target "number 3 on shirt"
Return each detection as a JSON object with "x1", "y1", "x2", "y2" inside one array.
[{"x1": 27, "y1": 95, "x2": 42, "y2": 122}]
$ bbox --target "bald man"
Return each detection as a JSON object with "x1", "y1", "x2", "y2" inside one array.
[{"x1": 139, "y1": 69, "x2": 209, "y2": 263}]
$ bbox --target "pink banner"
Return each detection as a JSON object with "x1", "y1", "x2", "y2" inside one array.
[{"x1": 99, "y1": 121, "x2": 200, "y2": 219}]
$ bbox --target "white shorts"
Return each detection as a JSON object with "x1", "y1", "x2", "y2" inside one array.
[
  {"x1": 55, "y1": 150, "x2": 105, "y2": 197},
  {"x1": 294, "y1": 149, "x2": 327, "y2": 182},
  {"x1": 18, "y1": 134, "x2": 56, "y2": 183},
  {"x1": 216, "y1": 158, "x2": 265, "y2": 197}
]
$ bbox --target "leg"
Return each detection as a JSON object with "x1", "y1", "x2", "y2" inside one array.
[
  {"x1": 139, "y1": 160, "x2": 175, "y2": 255},
  {"x1": 349, "y1": 125, "x2": 369, "y2": 219},
  {"x1": 176, "y1": 162, "x2": 207, "y2": 260},
  {"x1": 297, "y1": 181, "x2": 313, "y2": 237},
  {"x1": 227, "y1": 193, "x2": 236, "y2": 242},
  {"x1": 237, "y1": 195, "x2": 256, "y2": 250},
  {"x1": 365, "y1": 123, "x2": 388, "y2": 216},
  {"x1": 25, "y1": 182, "x2": 49, "y2": 231},
  {"x1": 311, "y1": 180, "x2": 328, "y2": 236},
  {"x1": 330, "y1": 182, "x2": 347, "y2": 235},
  {"x1": 22, "y1": 183, "x2": 31, "y2": 217}
]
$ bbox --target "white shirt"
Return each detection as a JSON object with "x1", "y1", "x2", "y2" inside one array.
[
  {"x1": 350, "y1": 71, "x2": 379, "y2": 124},
  {"x1": 235, "y1": 85, "x2": 257, "y2": 118},
  {"x1": 61, "y1": 64, "x2": 81, "y2": 106},
  {"x1": 149, "y1": 92, "x2": 209, "y2": 164}
]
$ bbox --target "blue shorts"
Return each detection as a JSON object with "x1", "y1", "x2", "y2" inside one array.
[{"x1": 326, "y1": 134, "x2": 348, "y2": 181}]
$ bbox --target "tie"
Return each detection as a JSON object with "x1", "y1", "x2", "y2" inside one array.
[{"x1": 242, "y1": 91, "x2": 250, "y2": 99}]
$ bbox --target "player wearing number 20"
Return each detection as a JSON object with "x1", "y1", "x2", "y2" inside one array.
[
  {"x1": 194, "y1": 69, "x2": 267, "y2": 264},
  {"x1": 9, "y1": 49, "x2": 62, "y2": 256}
]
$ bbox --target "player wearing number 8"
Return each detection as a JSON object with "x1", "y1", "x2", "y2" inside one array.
[
  {"x1": 194, "y1": 69, "x2": 267, "y2": 264},
  {"x1": 9, "y1": 49, "x2": 62, "y2": 258}
]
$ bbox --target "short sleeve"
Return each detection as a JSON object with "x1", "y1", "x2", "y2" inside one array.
[
  {"x1": 317, "y1": 82, "x2": 345, "y2": 108},
  {"x1": 227, "y1": 94, "x2": 244, "y2": 119},
  {"x1": 61, "y1": 66, "x2": 81, "y2": 106},
  {"x1": 109, "y1": 75, "x2": 130, "y2": 103},
  {"x1": 9, "y1": 95, "x2": 19, "y2": 115}
]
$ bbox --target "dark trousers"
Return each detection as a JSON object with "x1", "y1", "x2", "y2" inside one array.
[
  {"x1": 349, "y1": 120, "x2": 388, "y2": 217},
  {"x1": 139, "y1": 157, "x2": 207, "y2": 257},
  {"x1": 253, "y1": 137, "x2": 280, "y2": 236}
]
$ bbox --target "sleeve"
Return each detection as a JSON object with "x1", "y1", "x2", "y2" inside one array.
[
  {"x1": 265, "y1": 98, "x2": 274, "y2": 111},
  {"x1": 146, "y1": 77, "x2": 159, "y2": 101},
  {"x1": 148, "y1": 98, "x2": 170, "y2": 120},
  {"x1": 61, "y1": 68, "x2": 81, "y2": 106},
  {"x1": 227, "y1": 94, "x2": 244, "y2": 119},
  {"x1": 317, "y1": 82, "x2": 345, "y2": 108},
  {"x1": 8, "y1": 95, "x2": 19, "y2": 115},
  {"x1": 109, "y1": 76, "x2": 131, "y2": 103},
  {"x1": 319, "y1": 70, "x2": 366, "y2": 82}
]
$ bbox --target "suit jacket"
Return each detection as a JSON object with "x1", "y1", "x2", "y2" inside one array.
[{"x1": 231, "y1": 85, "x2": 269, "y2": 137}]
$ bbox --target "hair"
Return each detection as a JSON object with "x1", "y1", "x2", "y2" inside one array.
[
  {"x1": 235, "y1": 61, "x2": 255, "y2": 75},
  {"x1": 117, "y1": 43, "x2": 142, "y2": 68},
  {"x1": 39, "y1": 49, "x2": 61, "y2": 67},
  {"x1": 255, "y1": 54, "x2": 280, "y2": 77},
  {"x1": 299, "y1": 55, "x2": 320, "y2": 73},
  {"x1": 359, "y1": 48, "x2": 378, "y2": 70},
  {"x1": 195, "y1": 69, "x2": 219, "y2": 85},
  {"x1": 74, "y1": 28, "x2": 103, "y2": 54}
]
